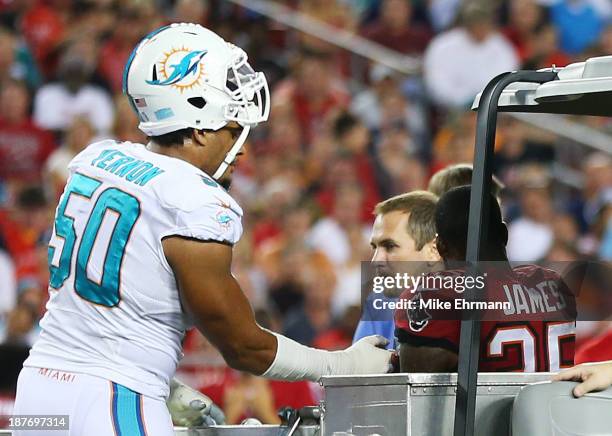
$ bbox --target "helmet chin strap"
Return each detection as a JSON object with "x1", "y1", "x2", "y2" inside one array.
[{"x1": 212, "y1": 125, "x2": 250, "y2": 180}]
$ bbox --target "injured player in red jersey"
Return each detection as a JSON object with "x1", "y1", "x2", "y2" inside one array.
[{"x1": 394, "y1": 186, "x2": 576, "y2": 373}]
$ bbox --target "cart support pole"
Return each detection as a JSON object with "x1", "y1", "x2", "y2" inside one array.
[{"x1": 453, "y1": 70, "x2": 558, "y2": 436}]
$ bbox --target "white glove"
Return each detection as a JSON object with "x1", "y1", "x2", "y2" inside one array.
[
  {"x1": 167, "y1": 378, "x2": 226, "y2": 427},
  {"x1": 262, "y1": 333, "x2": 393, "y2": 381},
  {"x1": 338, "y1": 335, "x2": 394, "y2": 375}
]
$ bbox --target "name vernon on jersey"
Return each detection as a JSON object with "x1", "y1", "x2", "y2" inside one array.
[{"x1": 90, "y1": 148, "x2": 165, "y2": 186}]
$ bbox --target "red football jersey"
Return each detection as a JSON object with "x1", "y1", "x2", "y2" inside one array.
[{"x1": 395, "y1": 265, "x2": 576, "y2": 372}]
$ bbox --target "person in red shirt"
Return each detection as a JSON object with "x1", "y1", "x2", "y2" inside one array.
[
  {"x1": 361, "y1": 0, "x2": 431, "y2": 55},
  {"x1": 315, "y1": 113, "x2": 381, "y2": 222},
  {"x1": 272, "y1": 48, "x2": 349, "y2": 145},
  {"x1": 395, "y1": 186, "x2": 576, "y2": 372},
  {"x1": 19, "y1": 0, "x2": 67, "y2": 76},
  {"x1": 0, "y1": 80, "x2": 56, "y2": 188},
  {"x1": 97, "y1": 7, "x2": 147, "y2": 94},
  {"x1": 0, "y1": 185, "x2": 52, "y2": 296},
  {"x1": 502, "y1": 0, "x2": 546, "y2": 63}
]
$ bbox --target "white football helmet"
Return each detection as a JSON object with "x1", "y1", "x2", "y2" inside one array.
[{"x1": 123, "y1": 23, "x2": 270, "y2": 179}]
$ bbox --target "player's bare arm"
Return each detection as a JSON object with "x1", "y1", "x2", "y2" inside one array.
[
  {"x1": 163, "y1": 236, "x2": 276, "y2": 374},
  {"x1": 163, "y1": 236, "x2": 393, "y2": 380},
  {"x1": 399, "y1": 343, "x2": 458, "y2": 373}
]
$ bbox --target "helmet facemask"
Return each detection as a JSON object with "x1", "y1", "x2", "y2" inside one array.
[
  {"x1": 211, "y1": 46, "x2": 269, "y2": 180},
  {"x1": 223, "y1": 46, "x2": 270, "y2": 127}
]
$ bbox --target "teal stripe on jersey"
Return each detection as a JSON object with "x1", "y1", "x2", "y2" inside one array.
[{"x1": 112, "y1": 383, "x2": 146, "y2": 436}]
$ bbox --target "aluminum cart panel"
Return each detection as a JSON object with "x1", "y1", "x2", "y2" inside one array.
[{"x1": 320, "y1": 373, "x2": 553, "y2": 436}]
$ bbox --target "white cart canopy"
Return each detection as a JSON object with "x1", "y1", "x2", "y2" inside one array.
[{"x1": 472, "y1": 55, "x2": 612, "y2": 116}]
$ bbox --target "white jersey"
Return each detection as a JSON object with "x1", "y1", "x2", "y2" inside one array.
[{"x1": 25, "y1": 139, "x2": 243, "y2": 399}]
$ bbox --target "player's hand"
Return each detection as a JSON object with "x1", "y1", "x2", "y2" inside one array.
[
  {"x1": 342, "y1": 335, "x2": 394, "y2": 374},
  {"x1": 553, "y1": 361, "x2": 612, "y2": 397},
  {"x1": 167, "y1": 378, "x2": 226, "y2": 427}
]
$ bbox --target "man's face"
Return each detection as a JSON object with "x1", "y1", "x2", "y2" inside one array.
[
  {"x1": 196, "y1": 121, "x2": 245, "y2": 189},
  {"x1": 370, "y1": 210, "x2": 439, "y2": 295},
  {"x1": 370, "y1": 210, "x2": 438, "y2": 264},
  {"x1": 0, "y1": 83, "x2": 29, "y2": 124}
]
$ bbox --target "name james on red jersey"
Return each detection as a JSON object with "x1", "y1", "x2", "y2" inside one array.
[{"x1": 394, "y1": 264, "x2": 576, "y2": 372}]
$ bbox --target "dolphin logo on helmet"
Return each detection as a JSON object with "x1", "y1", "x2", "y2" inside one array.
[{"x1": 146, "y1": 50, "x2": 207, "y2": 86}]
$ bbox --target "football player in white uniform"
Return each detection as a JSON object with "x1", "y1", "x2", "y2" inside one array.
[{"x1": 12, "y1": 23, "x2": 392, "y2": 436}]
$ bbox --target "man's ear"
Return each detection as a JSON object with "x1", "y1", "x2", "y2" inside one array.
[
  {"x1": 192, "y1": 129, "x2": 207, "y2": 146},
  {"x1": 425, "y1": 239, "x2": 441, "y2": 261}
]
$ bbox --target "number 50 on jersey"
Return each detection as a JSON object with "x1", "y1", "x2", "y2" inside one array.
[{"x1": 48, "y1": 173, "x2": 140, "y2": 307}]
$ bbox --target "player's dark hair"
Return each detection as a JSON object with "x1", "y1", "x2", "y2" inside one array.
[
  {"x1": 148, "y1": 128, "x2": 194, "y2": 147},
  {"x1": 435, "y1": 185, "x2": 507, "y2": 260}
]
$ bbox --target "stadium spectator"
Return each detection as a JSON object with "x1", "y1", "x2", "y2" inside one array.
[
  {"x1": 33, "y1": 42, "x2": 114, "y2": 134},
  {"x1": 431, "y1": 112, "x2": 477, "y2": 173},
  {"x1": 599, "y1": 24, "x2": 612, "y2": 56},
  {"x1": 0, "y1": 303, "x2": 36, "y2": 346},
  {"x1": 313, "y1": 305, "x2": 361, "y2": 351},
  {"x1": 522, "y1": 24, "x2": 571, "y2": 69},
  {"x1": 598, "y1": 201, "x2": 612, "y2": 260},
  {"x1": 330, "y1": 225, "x2": 371, "y2": 318},
  {"x1": 0, "y1": 27, "x2": 40, "y2": 89},
  {"x1": 44, "y1": 116, "x2": 96, "y2": 199},
  {"x1": 0, "y1": 186, "x2": 51, "y2": 287},
  {"x1": 258, "y1": 206, "x2": 332, "y2": 315},
  {"x1": 308, "y1": 183, "x2": 370, "y2": 266},
  {"x1": 0, "y1": 248, "x2": 16, "y2": 315},
  {"x1": 423, "y1": 2, "x2": 519, "y2": 108},
  {"x1": 112, "y1": 93, "x2": 147, "y2": 144},
  {"x1": 298, "y1": 0, "x2": 356, "y2": 55},
  {"x1": 376, "y1": 124, "x2": 427, "y2": 196},
  {"x1": 547, "y1": 0, "x2": 607, "y2": 55},
  {"x1": 350, "y1": 63, "x2": 428, "y2": 144},
  {"x1": 577, "y1": 153, "x2": 612, "y2": 230},
  {"x1": 19, "y1": 0, "x2": 68, "y2": 77},
  {"x1": 493, "y1": 117, "x2": 556, "y2": 178},
  {"x1": 273, "y1": 48, "x2": 349, "y2": 144},
  {"x1": 503, "y1": 0, "x2": 547, "y2": 63},
  {"x1": 361, "y1": 0, "x2": 431, "y2": 55},
  {"x1": 323, "y1": 112, "x2": 381, "y2": 221},
  {"x1": 97, "y1": 6, "x2": 147, "y2": 94},
  {"x1": 173, "y1": 0, "x2": 209, "y2": 25},
  {"x1": 282, "y1": 259, "x2": 336, "y2": 346},
  {"x1": 506, "y1": 166, "x2": 555, "y2": 261},
  {"x1": 427, "y1": 0, "x2": 462, "y2": 32},
  {"x1": 0, "y1": 80, "x2": 55, "y2": 188},
  {"x1": 223, "y1": 373, "x2": 281, "y2": 424}
]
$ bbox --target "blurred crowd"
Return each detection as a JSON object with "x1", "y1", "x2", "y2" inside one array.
[{"x1": 0, "y1": 0, "x2": 611, "y2": 424}]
